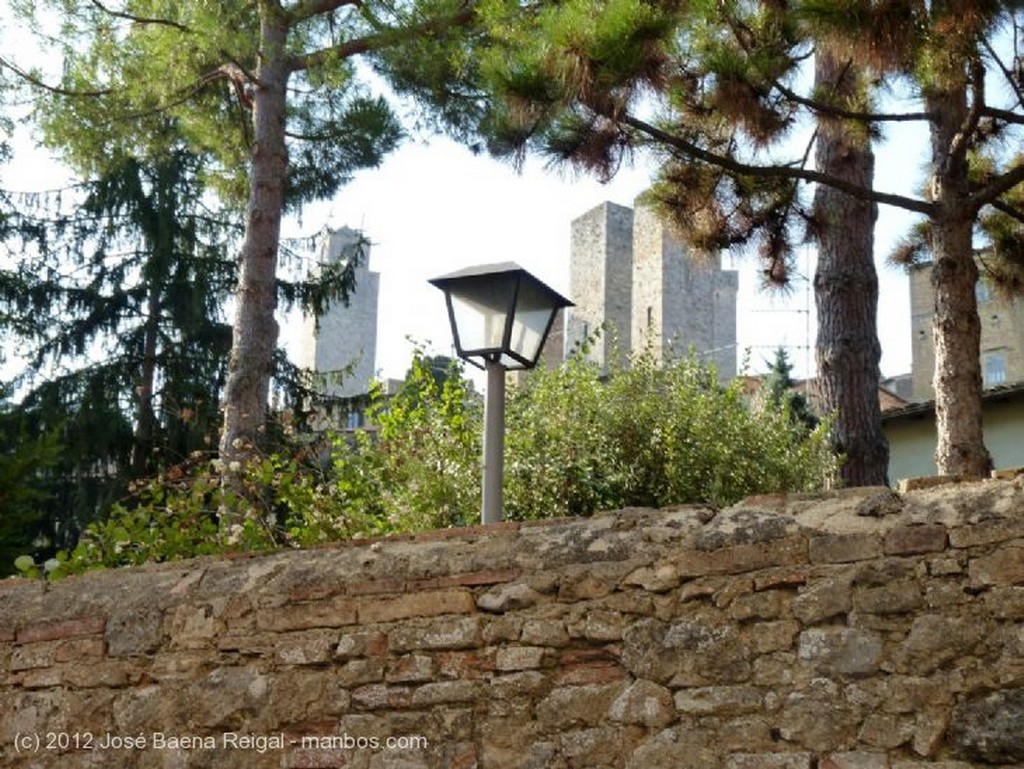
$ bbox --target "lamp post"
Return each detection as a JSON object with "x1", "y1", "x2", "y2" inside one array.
[{"x1": 429, "y1": 262, "x2": 573, "y2": 524}]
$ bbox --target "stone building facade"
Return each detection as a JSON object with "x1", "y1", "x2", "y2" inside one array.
[
  {"x1": 909, "y1": 259, "x2": 1024, "y2": 401},
  {"x1": 566, "y1": 199, "x2": 739, "y2": 378},
  {"x1": 303, "y1": 227, "x2": 380, "y2": 403}
]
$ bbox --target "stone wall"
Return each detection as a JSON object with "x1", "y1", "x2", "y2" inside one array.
[{"x1": 4, "y1": 480, "x2": 1024, "y2": 768}]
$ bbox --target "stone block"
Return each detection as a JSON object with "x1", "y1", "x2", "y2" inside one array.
[
  {"x1": 568, "y1": 609, "x2": 624, "y2": 641},
  {"x1": 607, "y1": 679, "x2": 675, "y2": 727},
  {"x1": 622, "y1": 564, "x2": 681, "y2": 592},
  {"x1": 275, "y1": 631, "x2": 335, "y2": 665},
  {"x1": 520, "y1": 619, "x2": 569, "y2": 647},
  {"x1": 729, "y1": 590, "x2": 784, "y2": 621},
  {"x1": 358, "y1": 589, "x2": 475, "y2": 623},
  {"x1": 624, "y1": 616, "x2": 752, "y2": 686},
  {"x1": 809, "y1": 533, "x2": 881, "y2": 564},
  {"x1": 17, "y1": 616, "x2": 105, "y2": 645},
  {"x1": 334, "y1": 658, "x2": 386, "y2": 687},
  {"x1": 820, "y1": 752, "x2": 890, "y2": 769},
  {"x1": 409, "y1": 680, "x2": 479, "y2": 706},
  {"x1": 969, "y1": 547, "x2": 1024, "y2": 588},
  {"x1": 535, "y1": 682, "x2": 629, "y2": 729},
  {"x1": 673, "y1": 685, "x2": 763, "y2": 716},
  {"x1": 884, "y1": 525, "x2": 948, "y2": 556},
  {"x1": 334, "y1": 630, "x2": 388, "y2": 659},
  {"x1": 386, "y1": 654, "x2": 435, "y2": 682},
  {"x1": 676, "y1": 537, "x2": 807, "y2": 577},
  {"x1": 258, "y1": 597, "x2": 357, "y2": 632},
  {"x1": 949, "y1": 688, "x2": 1024, "y2": 763},
  {"x1": 854, "y1": 581, "x2": 923, "y2": 615},
  {"x1": 798, "y1": 627, "x2": 883, "y2": 677},
  {"x1": 53, "y1": 637, "x2": 105, "y2": 663},
  {"x1": 726, "y1": 753, "x2": 814, "y2": 769},
  {"x1": 777, "y1": 679, "x2": 859, "y2": 752},
  {"x1": 948, "y1": 516, "x2": 1024, "y2": 548},
  {"x1": 9, "y1": 641, "x2": 57, "y2": 672},
  {"x1": 748, "y1": 621, "x2": 800, "y2": 655},
  {"x1": 389, "y1": 617, "x2": 482, "y2": 651},
  {"x1": 494, "y1": 646, "x2": 549, "y2": 672},
  {"x1": 165, "y1": 603, "x2": 221, "y2": 651},
  {"x1": 792, "y1": 578, "x2": 852, "y2": 625},
  {"x1": 858, "y1": 713, "x2": 915, "y2": 750},
  {"x1": 476, "y1": 582, "x2": 543, "y2": 613},
  {"x1": 626, "y1": 727, "x2": 716, "y2": 769},
  {"x1": 890, "y1": 614, "x2": 982, "y2": 675}
]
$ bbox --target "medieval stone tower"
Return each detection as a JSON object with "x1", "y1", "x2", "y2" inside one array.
[
  {"x1": 566, "y1": 199, "x2": 738, "y2": 378},
  {"x1": 303, "y1": 226, "x2": 380, "y2": 400},
  {"x1": 566, "y1": 201, "x2": 635, "y2": 368}
]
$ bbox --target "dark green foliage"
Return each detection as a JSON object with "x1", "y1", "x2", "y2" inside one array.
[
  {"x1": 761, "y1": 346, "x2": 819, "y2": 431},
  {"x1": 33, "y1": 346, "x2": 839, "y2": 576},
  {"x1": 0, "y1": 384, "x2": 62, "y2": 576}
]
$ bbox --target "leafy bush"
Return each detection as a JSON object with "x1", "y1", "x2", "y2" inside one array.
[
  {"x1": 17, "y1": 345, "x2": 839, "y2": 577},
  {"x1": 504, "y1": 346, "x2": 838, "y2": 517}
]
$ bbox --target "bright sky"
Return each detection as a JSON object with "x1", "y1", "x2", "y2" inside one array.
[
  {"x1": 285, "y1": 130, "x2": 917, "y2": 386},
  {"x1": 0, "y1": 9, "x2": 924, "y2": 392},
  {"x1": 1, "y1": 124, "x2": 917, "y2": 389}
]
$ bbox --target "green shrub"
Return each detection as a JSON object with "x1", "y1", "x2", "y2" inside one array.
[{"x1": 21, "y1": 345, "x2": 839, "y2": 577}]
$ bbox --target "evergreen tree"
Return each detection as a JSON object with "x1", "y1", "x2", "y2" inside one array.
[
  {"x1": 0, "y1": 142, "x2": 236, "y2": 553},
  {"x1": 762, "y1": 346, "x2": 818, "y2": 431},
  {"x1": 476, "y1": 0, "x2": 1024, "y2": 479},
  {"x1": 9, "y1": 0, "x2": 483, "y2": 489},
  {"x1": 0, "y1": 383, "x2": 61, "y2": 575}
]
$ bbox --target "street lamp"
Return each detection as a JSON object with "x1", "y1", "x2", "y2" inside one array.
[{"x1": 429, "y1": 262, "x2": 573, "y2": 524}]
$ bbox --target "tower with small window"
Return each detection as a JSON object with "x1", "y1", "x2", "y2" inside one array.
[{"x1": 909, "y1": 258, "x2": 1024, "y2": 400}]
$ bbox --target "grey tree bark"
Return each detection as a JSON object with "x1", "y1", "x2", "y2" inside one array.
[{"x1": 812, "y1": 48, "x2": 889, "y2": 487}]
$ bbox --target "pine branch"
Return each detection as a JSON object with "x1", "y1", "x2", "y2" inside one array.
[
  {"x1": 287, "y1": 3, "x2": 476, "y2": 72},
  {"x1": 617, "y1": 112, "x2": 935, "y2": 216},
  {"x1": 88, "y1": 0, "x2": 192, "y2": 32},
  {"x1": 286, "y1": 0, "x2": 361, "y2": 24},
  {"x1": 982, "y1": 36, "x2": 1024, "y2": 111},
  {"x1": 970, "y1": 160, "x2": 1024, "y2": 211},
  {"x1": 950, "y1": 54, "x2": 986, "y2": 167},
  {"x1": 989, "y1": 198, "x2": 1024, "y2": 226},
  {"x1": 981, "y1": 105, "x2": 1024, "y2": 126},
  {"x1": 772, "y1": 79, "x2": 933, "y2": 123},
  {"x1": 0, "y1": 56, "x2": 113, "y2": 98}
]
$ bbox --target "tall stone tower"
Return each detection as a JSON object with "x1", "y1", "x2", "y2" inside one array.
[
  {"x1": 631, "y1": 203, "x2": 738, "y2": 378},
  {"x1": 566, "y1": 201, "x2": 634, "y2": 368},
  {"x1": 566, "y1": 199, "x2": 738, "y2": 378},
  {"x1": 306, "y1": 227, "x2": 380, "y2": 399}
]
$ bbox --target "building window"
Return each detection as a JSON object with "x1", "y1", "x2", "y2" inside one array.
[
  {"x1": 984, "y1": 352, "x2": 1006, "y2": 387},
  {"x1": 976, "y1": 280, "x2": 991, "y2": 303},
  {"x1": 346, "y1": 410, "x2": 363, "y2": 430}
]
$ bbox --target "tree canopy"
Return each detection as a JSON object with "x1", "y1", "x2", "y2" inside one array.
[{"x1": 475, "y1": 0, "x2": 1024, "y2": 478}]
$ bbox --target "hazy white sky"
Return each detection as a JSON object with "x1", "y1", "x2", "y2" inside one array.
[
  {"x1": 287, "y1": 130, "x2": 918, "y2": 386},
  {"x1": 1, "y1": 66, "x2": 923, "y2": 391}
]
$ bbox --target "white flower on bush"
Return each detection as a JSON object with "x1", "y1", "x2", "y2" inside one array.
[{"x1": 226, "y1": 523, "x2": 245, "y2": 546}]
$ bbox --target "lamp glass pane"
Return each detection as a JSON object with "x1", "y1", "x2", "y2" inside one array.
[
  {"x1": 509, "y1": 279, "x2": 556, "y2": 364},
  {"x1": 447, "y1": 276, "x2": 515, "y2": 353}
]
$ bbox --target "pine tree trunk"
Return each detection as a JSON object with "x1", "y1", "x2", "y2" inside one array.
[
  {"x1": 927, "y1": 77, "x2": 991, "y2": 478},
  {"x1": 812, "y1": 48, "x2": 889, "y2": 487},
  {"x1": 219, "y1": 5, "x2": 288, "y2": 477}
]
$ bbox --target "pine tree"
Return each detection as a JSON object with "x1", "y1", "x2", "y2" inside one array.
[
  {"x1": 762, "y1": 346, "x2": 818, "y2": 431},
  {"x1": 8, "y1": 0, "x2": 482, "y2": 488},
  {"x1": 476, "y1": 0, "x2": 1024, "y2": 479}
]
